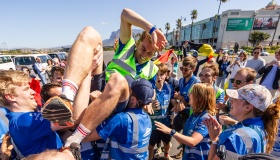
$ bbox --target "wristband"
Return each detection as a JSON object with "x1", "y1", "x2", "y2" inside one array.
[
  {"x1": 170, "y1": 129, "x2": 176, "y2": 137},
  {"x1": 149, "y1": 25, "x2": 156, "y2": 35}
]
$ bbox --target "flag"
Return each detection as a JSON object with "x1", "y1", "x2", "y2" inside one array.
[{"x1": 153, "y1": 49, "x2": 174, "y2": 65}]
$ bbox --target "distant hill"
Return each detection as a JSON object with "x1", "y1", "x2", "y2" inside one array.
[{"x1": 102, "y1": 29, "x2": 143, "y2": 47}]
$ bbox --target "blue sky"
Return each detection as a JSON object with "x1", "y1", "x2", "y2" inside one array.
[{"x1": 0, "y1": 0, "x2": 273, "y2": 49}]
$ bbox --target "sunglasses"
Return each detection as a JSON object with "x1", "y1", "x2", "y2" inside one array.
[
  {"x1": 230, "y1": 78, "x2": 247, "y2": 85},
  {"x1": 254, "y1": 52, "x2": 260, "y2": 54},
  {"x1": 199, "y1": 73, "x2": 212, "y2": 78},
  {"x1": 209, "y1": 61, "x2": 214, "y2": 63},
  {"x1": 180, "y1": 66, "x2": 192, "y2": 72}
]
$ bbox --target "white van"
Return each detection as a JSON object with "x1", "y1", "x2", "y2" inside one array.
[
  {"x1": 14, "y1": 54, "x2": 52, "y2": 73},
  {"x1": 0, "y1": 55, "x2": 16, "y2": 70}
]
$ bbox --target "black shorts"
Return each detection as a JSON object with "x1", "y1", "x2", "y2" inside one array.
[
  {"x1": 90, "y1": 62, "x2": 107, "y2": 93},
  {"x1": 173, "y1": 110, "x2": 189, "y2": 132},
  {"x1": 149, "y1": 129, "x2": 171, "y2": 146}
]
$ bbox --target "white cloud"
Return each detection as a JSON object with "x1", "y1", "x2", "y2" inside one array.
[{"x1": 101, "y1": 21, "x2": 108, "y2": 25}]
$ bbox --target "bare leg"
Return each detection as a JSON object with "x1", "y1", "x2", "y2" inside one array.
[
  {"x1": 80, "y1": 73, "x2": 130, "y2": 130},
  {"x1": 148, "y1": 145, "x2": 155, "y2": 160},
  {"x1": 42, "y1": 26, "x2": 103, "y2": 126},
  {"x1": 163, "y1": 142, "x2": 171, "y2": 156},
  {"x1": 65, "y1": 26, "x2": 103, "y2": 86},
  {"x1": 64, "y1": 73, "x2": 130, "y2": 146}
]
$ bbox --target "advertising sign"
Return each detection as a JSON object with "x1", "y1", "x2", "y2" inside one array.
[
  {"x1": 253, "y1": 17, "x2": 278, "y2": 30},
  {"x1": 226, "y1": 18, "x2": 253, "y2": 31}
]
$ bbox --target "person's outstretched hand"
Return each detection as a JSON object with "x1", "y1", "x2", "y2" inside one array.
[
  {"x1": 151, "y1": 29, "x2": 167, "y2": 51},
  {"x1": 203, "y1": 115, "x2": 222, "y2": 142},
  {"x1": 0, "y1": 132, "x2": 13, "y2": 160},
  {"x1": 155, "y1": 121, "x2": 172, "y2": 135}
]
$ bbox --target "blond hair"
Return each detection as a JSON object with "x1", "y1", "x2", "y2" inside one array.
[
  {"x1": 190, "y1": 83, "x2": 216, "y2": 116},
  {"x1": 157, "y1": 63, "x2": 169, "y2": 74},
  {"x1": 202, "y1": 64, "x2": 219, "y2": 77},
  {"x1": 182, "y1": 56, "x2": 197, "y2": 69},
  {"x1": 0, "y1": 70, "x2": 30, "y2": 106}
]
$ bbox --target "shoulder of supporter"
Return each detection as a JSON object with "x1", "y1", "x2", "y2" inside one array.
[
  {"x1": 14, "y1": 112, "x2": 52, "y2": 137},
  {"x1": 96, "y1": 112, "x2": 127, "y2": 140}
]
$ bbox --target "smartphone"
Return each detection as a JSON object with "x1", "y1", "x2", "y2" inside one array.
[{"x1": 235, "y1": 57, "x2": 239, "y2": 61}]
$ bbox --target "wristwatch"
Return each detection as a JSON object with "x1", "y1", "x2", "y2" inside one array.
[
  {"x1": 170, "y1": 129, "x2": 176, "y2": 137},
  {"x1": 209, "y1": 140, "x2": 218, "y2": 145}
]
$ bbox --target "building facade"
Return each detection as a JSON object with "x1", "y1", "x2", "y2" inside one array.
[{"x1": 166, "y1": 0, "x2": 280, "y2": 49}]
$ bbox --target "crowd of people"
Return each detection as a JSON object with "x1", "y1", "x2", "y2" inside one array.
[{"x1": 1, "y1": 8, "x2": 280, "y2": 160}]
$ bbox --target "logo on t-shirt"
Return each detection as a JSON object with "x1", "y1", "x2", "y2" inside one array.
[{"x1": 143, "y1": 127, "x2": 151, "y2": 137}]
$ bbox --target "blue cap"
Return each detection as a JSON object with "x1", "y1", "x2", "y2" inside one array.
[
  {"x1": 192, "y1": 51, "x2": 198, "y2": 57},
  {"x1": 125, "y1": 75, "x2": 154, "y2": 105}
]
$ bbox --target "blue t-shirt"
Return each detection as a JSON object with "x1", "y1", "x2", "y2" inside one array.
[
  {"x1": 182, "y1": 111, "x2": 211, "y2": 160},
  {"x1": 179, "y1": 75, "x2": 200, "y2": 103},
  {"x1": 0, "y1": 108, "x2": 9, "y2": 144},
  {"x1": 218, "y1": 123, "x2": 262, "y2": 155},
  {"x1": 149, "y1": 82, "x2": 174, "y2": 130},
  {"x1": 6, "y1": 112, "x2": 63, "y2": 157},
  {"x1": 97, "y1": 108, "x2": 152, "y2": 160},
  {"x1": 242, "y1": 117, "x2": 266, "y2": 152}
]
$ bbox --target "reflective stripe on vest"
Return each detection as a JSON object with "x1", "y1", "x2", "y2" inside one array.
[
  {"x1": 235, "y1": 127, "x2": 253, "y2": 153},
  {"x1": 110, "y1": 112, "x2": 148, "y2": 154},
  {"x1": 148, "y1": 61, "x2": 154, "y2": 78},
  {"x1": 119, "y1": 45, "x2": 135, "y2": 60},
  {"x1": 112, "y1": 59, "x2": 136, "y2": 76},
  {"x1": 100, "y1": 138, "x2": 111, "y2": 160}
]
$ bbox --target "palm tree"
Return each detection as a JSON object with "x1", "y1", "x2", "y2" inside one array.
[
  {"x1": 165, "y1": 23, "x2": 170, "y2": 47},
  {"x1": 190, "y1": 9, "x2": 198, "y2": 41},
  {"x1": 165, "y1": 23, "x2": 170, "y2": 38},
  {"x1": 201, "y1": 23, "x2": 207, "y2": 42},
  {"x1": 176, "y1": 19, "x2": 182, "y2": 46},
  {"x1": 212, "y1": 0, "x2": 229, "y2": 46},
  {"x1": 218, "y1": 0, "x2": 228, "y2": 15}
]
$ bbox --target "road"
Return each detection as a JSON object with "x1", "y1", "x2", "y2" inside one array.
[{"x1": 103, "y1": 51, "x2": 275, "y2": 159}]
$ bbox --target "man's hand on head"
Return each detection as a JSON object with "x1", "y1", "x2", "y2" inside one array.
[{"x1": 151, "y1": 29, "x2": 167, "y2": 51}]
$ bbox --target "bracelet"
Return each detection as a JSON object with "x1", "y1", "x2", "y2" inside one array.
[{"x1": 149, "y1": 25, "x2": 156, "y2": 35}]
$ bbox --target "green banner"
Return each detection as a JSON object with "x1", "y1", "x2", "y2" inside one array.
[{"x1": 226, "y1": 18, "x2": 253, "y2": 31}]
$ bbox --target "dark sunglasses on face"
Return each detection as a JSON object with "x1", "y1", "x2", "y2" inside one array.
[
  {"x1": 199, "y1": 73, "x2": 211, "y2": 78},
  {"x1": 230, "y1": 78, "x2": 247, "y2": 85},
  {"x1": 254, "y1": 52, "x2": 260, "y2": 54},
  {"x1": 180, "y1": 66, "x2": 192, "y2": 72}
]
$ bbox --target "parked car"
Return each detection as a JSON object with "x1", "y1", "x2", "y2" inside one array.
[
  {"x1": 260, "y1": 51, "x2": 269, "y2": 56},
  {"x1": 48, "y1": 52, "x2": 67, "y2": 62},
  {"x1": 227, "y1": 49, "x2": 234, "y2": 55},
  {"x1": 34, "y1": 54, "x2": 52, "y2": 68},
  {"x1": 0, "y1": 55, "x2": 16, "y2": 70},
  {"x1": 222, "y1": 48, "x2": 229, "y2": 54},
  {"x1": 13, "y1": 54, "x2": 51, "y2": 74}
]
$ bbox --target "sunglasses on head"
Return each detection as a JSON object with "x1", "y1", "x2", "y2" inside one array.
[
  {"x1": 230, "y1": 78, "x2": 247, "y2": 85},
  {"x1": 180, "y1": 66, "x2": 192, "y2": 72}
]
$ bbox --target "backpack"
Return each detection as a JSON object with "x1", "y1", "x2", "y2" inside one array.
[{"x1": 32, "y1": 64, "x2": 38, "y2": 75}]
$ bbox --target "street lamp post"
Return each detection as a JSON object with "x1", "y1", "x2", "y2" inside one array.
[{"x1": 220, "y1": 24, "x2": 226, "y2": 48}]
